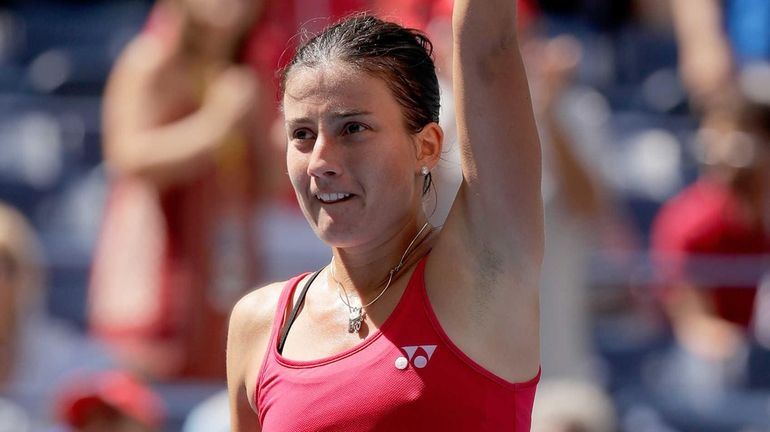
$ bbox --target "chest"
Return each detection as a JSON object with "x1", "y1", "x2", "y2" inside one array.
[{"x1": 259, "y1": 334, "x2": 535, "y2": 432}]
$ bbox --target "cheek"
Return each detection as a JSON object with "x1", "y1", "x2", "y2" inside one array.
[
  {"x1": 370, "y1": 153, "x2": 417, "y2": 196},
  {"x1": 285, "y1": 149, "x2": 308, "y2": 188}
]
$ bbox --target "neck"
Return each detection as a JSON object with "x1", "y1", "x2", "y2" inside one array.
[{"x1": 329, "y1": 219, "x2": 432, "y2": 301}]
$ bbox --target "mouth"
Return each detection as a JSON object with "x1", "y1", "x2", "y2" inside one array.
[{"x1": 315, "y1": 192, "x2": 354, "y2": 204}]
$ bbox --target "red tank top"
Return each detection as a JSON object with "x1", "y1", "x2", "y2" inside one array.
[{"x1": 256, "y1": 256, "x2": 540, "y2": 431}]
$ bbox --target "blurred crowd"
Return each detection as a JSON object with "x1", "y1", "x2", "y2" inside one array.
[{"x1": 0, "y1": 0, "x2": 768, "y2": 431}]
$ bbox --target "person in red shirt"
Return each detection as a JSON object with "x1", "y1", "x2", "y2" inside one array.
[
  {"x1": 227, "y1": 0, "x2": 543, "y2": 430},
  {"x1": 651, "y1": 96, "x2": 770, "y2": 380},
  {"x1": 90, "y1": 0, "x2": 268, "y2": 379}
]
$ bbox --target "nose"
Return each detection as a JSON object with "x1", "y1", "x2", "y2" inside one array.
[{"x1": 307, "y1": 133, "x2": 342, "y2": 178}]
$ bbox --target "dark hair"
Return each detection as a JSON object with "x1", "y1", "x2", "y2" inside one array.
[
  {"x1": 281, "y1": 14, "x2": 441, "y2": 134},
  {"x1": 736, "y1": 100, "x2": 770, "y2": 145}
]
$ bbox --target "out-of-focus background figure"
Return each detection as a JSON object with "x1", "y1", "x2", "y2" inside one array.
[
  {"x1": 88, "y1": 0, "x2": 269, "y2": 380},
  {"x1": 55, "y1": 370, "x2": 165, "y2": 432},
  {"x1": 0, "y1": 0, "x2": 768, "y2": 430},
  {"x1": 0, "y1": 201, "x2": 114, "y2": 430},
  {"x1": 649, "y1": 94, "x2": 770, "y2": 426}
]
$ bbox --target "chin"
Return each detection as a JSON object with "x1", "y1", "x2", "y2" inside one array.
[
  {"x1": 310, "y1": 217, "x2": 370, "y2": 249},
  {"x1": 312, "y1": 223, "x2": 356, "y2": 248}
]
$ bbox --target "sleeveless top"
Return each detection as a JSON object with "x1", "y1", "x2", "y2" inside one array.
[{"x1": 256, "y1": 256, "x2": 540, "y2": 431}]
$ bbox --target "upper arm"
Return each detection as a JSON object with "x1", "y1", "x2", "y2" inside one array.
[
  {"x1": 227, "y1": 282, "x2": 283, "y2": 432},
  {"x1": 102, "y1": 35, "x2": 165, "y2": 169},
  {"x1": 441, "y1": 0, "x2": 543, "y2": 274}
]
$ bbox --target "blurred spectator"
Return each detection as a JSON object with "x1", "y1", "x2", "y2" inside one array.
[
  {"x1": 55, "y1": 370, "x2": 164, "y2": 432},
  {"x1": 651, "y1": 95, "x2": 770, "y2": 393},
  {"x1": 520, "y1": 24, "x2": 634, "y2": 431},
  {"x1": 524, "y1": 30, "x2": 625, "y2": 383},
  {"x1": 0, "y1": 201, "x2": 113, "y2": 429},
  {"x1": 88, "y1": 0, "x2": 269, "y2": 380},
  {"x1": 671, "y1": 0, "x2": 770, "y2": 110}
]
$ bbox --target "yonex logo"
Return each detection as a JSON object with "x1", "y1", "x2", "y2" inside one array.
[{"x1": 395, "y1": 345, "x2": 437, "y2": 369}]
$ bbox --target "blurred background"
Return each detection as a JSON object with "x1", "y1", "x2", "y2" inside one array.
[{"x1": 0, "y1": 0, "x2": 768, "y2": 431}]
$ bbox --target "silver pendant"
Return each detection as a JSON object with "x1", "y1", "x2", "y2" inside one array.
[{"x1": 348, "y1": 306, "x2": 365, "y2": 333}]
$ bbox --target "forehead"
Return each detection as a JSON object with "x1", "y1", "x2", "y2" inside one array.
[{"x1": 283, "y1": 64, "x2": 399, "y2": 120}]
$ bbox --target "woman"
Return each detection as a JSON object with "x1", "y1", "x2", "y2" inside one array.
[
  {"x1": 90, "y1": 0, "x2": 267, "y2": 379},
  {"x1": 227, "y1": 0, "x2": 543, "y2": 429}
]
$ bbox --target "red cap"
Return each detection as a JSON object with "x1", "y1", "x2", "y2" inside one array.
[{"x1": 55, "y1": 370, "x2": 165, "y2": 429}]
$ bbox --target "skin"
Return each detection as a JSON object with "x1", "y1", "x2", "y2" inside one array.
[
  {"x1": 670, "y1": 0, "x2": 735, "y2": 109},
  {"x1": 228, "y1": 1, "x2": 543, "y2": 430},
  {"x1": 102, "y1": 0, "x2": 263, "y2": 188},
  {"x1": 0, "y1": 205, "x2": 41, "y2": 389},
  {"x1": 0, "y1": 253, "x2": 16, "y2": 386}
]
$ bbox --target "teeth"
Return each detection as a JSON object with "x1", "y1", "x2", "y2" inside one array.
[{"x1": 317, "y1": 193, "x2": 350, "y2": 203}]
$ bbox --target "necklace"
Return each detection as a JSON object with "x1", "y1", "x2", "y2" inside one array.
[{"x1": 330, "y1": 222, "x2": 432, "y2": 333}]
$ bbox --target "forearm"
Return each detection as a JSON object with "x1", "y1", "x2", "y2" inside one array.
[
  {"x1": 670, "y1": 0, "x2": 732, "y2": 100},
  {"x1": 451, "y1": 0, "x2": 543, "y2": 262},
  {"x1": 543, "y1": 108, "x2": 601, "y2": 218},
  {"x1": 671, "y1": 0, "x2": 726, "y2": 53},
  {"x1": 452, "y1": 0, "x2": 517, "y2": 52},
  {"x1": 665, "y1": 282, "x2": 746, "y2": 359},
  {"x1": 104, "y1": 109, "x2": 232, "y2": 187}
]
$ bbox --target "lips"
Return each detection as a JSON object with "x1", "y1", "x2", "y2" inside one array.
[{"x1": 315, "y1": 192, "x2": 352, "y2": 203}]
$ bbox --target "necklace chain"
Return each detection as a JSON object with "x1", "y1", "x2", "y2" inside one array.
[{"x1": 330, "y1": 222, "x2": 431, "y2": 332}]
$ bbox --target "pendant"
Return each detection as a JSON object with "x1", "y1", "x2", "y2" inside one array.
[{"x1": 348, "y1": 306, "x2": 366, "y2": 333}]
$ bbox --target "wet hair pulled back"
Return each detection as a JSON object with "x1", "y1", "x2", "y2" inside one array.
[{"x1": 281, "y1": 14, "x2": 441, "y2": 134}]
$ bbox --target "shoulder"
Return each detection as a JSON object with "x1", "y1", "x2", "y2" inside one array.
[
  {"x1": 107, "y1": 33, "x2": 177, "y2": 97},
  {"x1": 119, "y1": 33, "x2": 170, "y2": 74},
  {"x1": 227, "y1": 280, "x2": 289, "y2": 415},
  {"x1": 229, "y1": 281, "x2": 287, "y2": 346}
]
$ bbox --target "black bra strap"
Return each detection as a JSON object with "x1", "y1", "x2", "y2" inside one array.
[{"x1": 277, "y1": 268, "x2": 324, "y2": 354}]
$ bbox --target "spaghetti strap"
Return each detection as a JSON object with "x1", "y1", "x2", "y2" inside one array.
[
  {"x1": 264, "y1": 274, "x2": 307, "y2": 356},
  {"x1": 277, "y1": 268, "x2": 324, "y2": 354}
]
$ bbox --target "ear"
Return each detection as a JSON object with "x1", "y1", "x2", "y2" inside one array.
[{"x1": 413, "y1": 122, "x2": 443, "y2": 173}]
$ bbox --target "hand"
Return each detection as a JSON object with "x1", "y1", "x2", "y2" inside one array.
[
  {"x1": 524, "y1": 35, "x2": 582, "y2": 113},
  {"x1": 203, "y1": 66, "x2": 259, "y2": 137},
  {"x1": 677, "y1": 314, "x2": 747, "y2": 362}
]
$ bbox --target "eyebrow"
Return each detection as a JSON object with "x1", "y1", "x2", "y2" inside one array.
[{"x1": 286, "y1": 110, "x2": 373, "y2": 125}]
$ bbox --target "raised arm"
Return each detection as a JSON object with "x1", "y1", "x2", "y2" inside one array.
[
  {"x1": 670, "y1": 0, "x2": 733, "y2": 107},
  {"x1": 448, "y1": 0, "x2": 543, "y2": 274},
  {"x1": 425, "y1": 0, "x2": 542, "y2": 384}
]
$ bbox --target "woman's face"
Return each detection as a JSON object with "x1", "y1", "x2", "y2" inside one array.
[{"x1": 283, "y1": 64, "x2": 426, "y2": 248}]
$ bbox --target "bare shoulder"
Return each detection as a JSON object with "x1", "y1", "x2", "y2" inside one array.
[
  {"x1": 114, "y1": 33, "x2": 172, "y2": 77},
  {"x1": 227, "y1": 280, "x2": 287, "y2": 423},
  {"x1": 104, "y1": 33, "x2": 177, "y2": 120},
  {"x1": 229, "y1": 281, "x2": 287, "y2": 350}
]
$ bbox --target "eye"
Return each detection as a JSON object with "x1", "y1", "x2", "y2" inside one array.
[
  {"x1": 291, "y1": 128, "x2": 315, "y2": 141},
  {"x1": 341, "y1": 122, "x2": 368, "y2": 135}
]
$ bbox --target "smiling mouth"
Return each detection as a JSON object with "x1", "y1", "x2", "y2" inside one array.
[{"x1": 316, "y1": 193, "x2": 353, "y2": 204}]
